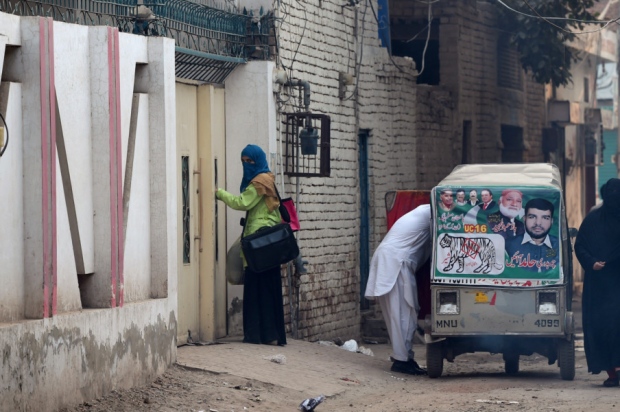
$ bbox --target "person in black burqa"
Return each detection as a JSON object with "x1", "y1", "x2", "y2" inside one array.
[{"x1": 575, "y1": 178, "x2": 620, "y2": 387}]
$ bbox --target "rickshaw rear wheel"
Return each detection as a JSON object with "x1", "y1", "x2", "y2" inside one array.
[
  {"x1": 504, "y1": 354, "x2": 519, "y2": 375},
  {"x1": 558, "y1": 338, "x2": 575, "y2": 381},
  {"x1": 426, "y1": 342, "x2": 444, "y2": 378}
]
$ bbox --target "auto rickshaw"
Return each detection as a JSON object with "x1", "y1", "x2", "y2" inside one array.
[{"x1": 425, "y1": 163, "x2": 575, "y2": 380}]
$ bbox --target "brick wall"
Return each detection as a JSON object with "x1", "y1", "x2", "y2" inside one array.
[
  {"x1": 274, "y1": 0, "x2": 366, "y2": 341},
  {"x1": 274, "y1": 0, "x2": 547, "y2": 341}
]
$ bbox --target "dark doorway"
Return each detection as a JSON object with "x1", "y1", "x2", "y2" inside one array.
[
  {"x1": 462, "y1": 121, "x2": 472, "y2": 164},
  {"x1": 391, "y1": 19, "x2": 440, "y2": 85},
  {"x1": 501, "y1": 125, "x2": 524, "y2": 163}
]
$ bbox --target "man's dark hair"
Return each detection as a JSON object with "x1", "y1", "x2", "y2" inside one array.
[
  {"x1": 481, "y1": 188, "x2": 492, "y2": 196},
  {"x1": 525, "y1": 198, "x2": 554, "y2": 217},
  {"x1": 456, "y1": 189, "x2": 465, "y2": 195}
]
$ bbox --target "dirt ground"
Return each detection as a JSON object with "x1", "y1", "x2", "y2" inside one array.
[{"x1": 61, "y1": 332, "x2": 620, "y2": 412}]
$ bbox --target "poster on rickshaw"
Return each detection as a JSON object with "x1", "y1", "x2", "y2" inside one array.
[{"x1": 432, "y1": 186, "x2": 563, "y2": 287}]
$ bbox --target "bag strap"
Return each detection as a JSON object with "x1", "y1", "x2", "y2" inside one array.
[
  {"x1": 273, "y1": 183, "x2": 283, "y2": 202},
  {"x1": 274, "y1": 183, "x2": 291, "y2": 223},
  {"x1": 241, "y1": 211, "x2": 249, "y2": 239}
]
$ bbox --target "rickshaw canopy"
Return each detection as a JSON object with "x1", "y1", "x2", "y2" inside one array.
[{"x1": 436, "y1": 163, "x2": 562, "y2": 190}]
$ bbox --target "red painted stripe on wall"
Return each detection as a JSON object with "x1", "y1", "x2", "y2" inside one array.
[
  {"x1": 48, "y1": 18, "x2": 58, "y2": 316},
  {"x1": 107, "y1": 26, "x2": 118, "y2": 308}
]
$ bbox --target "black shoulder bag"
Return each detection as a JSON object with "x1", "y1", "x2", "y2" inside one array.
[{"x1": 240, "y1": 184, "x2": 299, "y2": 273}]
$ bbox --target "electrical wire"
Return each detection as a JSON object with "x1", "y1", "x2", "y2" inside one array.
[
  {"x1": 367, "y1": 0, "x2": 425, "y2": 78},
  {"x1": 597, "y1": 81, "x2": 614, "y2": 91},
  {"x1": 286, "y1": 0, "x2": 308, "y2": 93},
  {"x1": 496, "y1": 0, "x2": 620, "y2": 34},
  {"x1": 271, "y1": 2, "x2": 295, "y2": 106},
  {"x1": 273, "y1": 0, "x2": 308, "y2": 111},
  {"x1": 416, "y1": 0, "x2": 432, "y2": 77},
  {"x1": 0, "y1": 111, "x2": 8, "y2": 158},
  {"x1": 342, "y1": 0, "x2": 369, "y2": 101},
  {"x1": 341, "y1": 4, "x2": 354, "y2": 75},
  {"x1": 405, "y1": 21, "x2": 431, "y2": 43}
]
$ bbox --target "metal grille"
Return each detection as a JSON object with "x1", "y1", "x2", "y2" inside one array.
[
  {"x1": 182, "y1": 156, "x2": 190, "y2": 264},
  {"x1": 175, "y1": 47, "x2": 243, "y2": 84},
  {"x1": 151, "y1": 0, "x2": 248, "y2": 57},
  {"x1": 0, "y1": 0, "x2": 141, "y2": 30},
  {"x1": 283, "y1": 112, "x2": 331, "y2": 178},
  {"x1": 244, "y1": 8, "x2": 273, "y2": 60}
]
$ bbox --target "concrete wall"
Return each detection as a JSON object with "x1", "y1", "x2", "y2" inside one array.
[{"x1": 0, "y1": 14, "x2": 177, "y2": 411}]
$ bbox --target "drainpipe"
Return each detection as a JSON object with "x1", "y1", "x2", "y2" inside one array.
[
  {"x1": 283, "y1": 78, "x2": 311, "y2": 338},
  {"x1": 287, "y1": 79, "x2": 311, "y2": 112}
]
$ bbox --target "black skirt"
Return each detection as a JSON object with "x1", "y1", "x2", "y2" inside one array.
[{"x1": 242, "y1": 265, "x2": 287, "y2": 345}]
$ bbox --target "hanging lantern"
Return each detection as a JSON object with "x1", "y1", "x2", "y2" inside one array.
[{"x1": 299, "y1": 127, "x2": 319, "y2": 155}]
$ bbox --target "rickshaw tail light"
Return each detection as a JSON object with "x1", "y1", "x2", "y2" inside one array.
[
  {"x1": 438, "y1": 291, "x2": 459, "y2": 315},
  {"x1": 538, "y1": 291, "x2": 558, "y2": 315}
]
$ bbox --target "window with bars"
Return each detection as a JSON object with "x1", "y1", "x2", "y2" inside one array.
[{"x1": 282, "y1": 112, "x2": 331, "y2": 177}]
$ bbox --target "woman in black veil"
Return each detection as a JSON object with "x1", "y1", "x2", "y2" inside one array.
[{"x1": 575, "y1": 178, "x2": 620, "y2": 387}]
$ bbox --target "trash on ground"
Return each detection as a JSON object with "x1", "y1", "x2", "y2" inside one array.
[
  {"x1": 340, "y1": 377, "x2": 360, "y2": 384},
  {"x1": 234, "y1": 385, "x2": 252, "y2": 391},
  {"x1": 263, "y1": 354, "x2": 287, "y2": 364},
  {"x1": 299, "y1": 395, "x2": 326, "y2": 411},
  {"x1": 341, "y1": 339, "x2": 358, "y2": 352},
  {"x1": 318, "y1": 339, "x2": 373, "y2": 356},
  {"x1": 357, "y1": 346, "x2": 374, "y2": 356},
  {"x1": 476, "y1": 399, "x2": 519, "y2": 405},
  {"x1": 387, "y1": 373, "x2": 406, "y2": 381}
]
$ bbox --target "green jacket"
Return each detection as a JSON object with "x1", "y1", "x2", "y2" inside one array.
[{"x1": 217, "y1": 184, "x2": 281, "y2": 266}]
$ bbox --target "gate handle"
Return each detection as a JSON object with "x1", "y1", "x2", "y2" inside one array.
[{"x1": 193, "y1": 161, "x2": 203, "y2": 252}]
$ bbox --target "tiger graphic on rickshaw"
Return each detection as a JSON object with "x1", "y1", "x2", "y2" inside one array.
[{"x1": 439, "y1": 233, "x2": 503, "y2": 274}]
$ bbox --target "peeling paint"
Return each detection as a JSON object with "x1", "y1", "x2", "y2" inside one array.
[{"x1": 1, "y1": 307, "x2": 176, "y2": 411}]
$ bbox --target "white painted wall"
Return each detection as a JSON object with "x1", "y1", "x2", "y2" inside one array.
[
  {"x1": 52, "y1": 22, "x2": 92, "y2": 312},
  {"x1": 224, "y1": 60, "x2": 278, "y2": 210},
  {"x1": 0, "y1": 13, "x2": 177, "y2": 411},
  {"x1": 223, "y1": 61, "x2": 276, "y2": 332},
  {"x1": 124, "y1": 93, "x2": 152, "y2": 301},
  {"x1": 0, "y1": 82, "x2": 24, "y2": 321}
]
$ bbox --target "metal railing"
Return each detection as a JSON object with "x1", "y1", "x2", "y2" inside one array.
[
  {"x1": 0, "y1": 0, "x2": 274, "y2": 61},
  {"x1": 151, "y1": 0, "x2": 247, "y2": 57}
]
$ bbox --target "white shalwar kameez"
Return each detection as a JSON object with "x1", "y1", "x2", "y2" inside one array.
[{"x1": 364, "y1": 205, "x2": 431, "y2": 362}]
